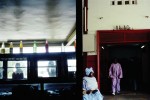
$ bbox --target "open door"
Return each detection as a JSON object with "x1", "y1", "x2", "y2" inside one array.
[{"x1": 97, "y1": 30, "x2": 150, "y2": 93}]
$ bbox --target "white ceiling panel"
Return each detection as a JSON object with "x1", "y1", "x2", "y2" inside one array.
[{"x1": 0, "y1": 0, "x2": 76, "y2": 44}]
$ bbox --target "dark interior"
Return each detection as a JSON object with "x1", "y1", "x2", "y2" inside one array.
[
  {"x1": 100, "y1": 43, "x2": 150, "y2": 94},
  {"x1": 0, "y1": 52, "x2": 78, "y2": 99}
]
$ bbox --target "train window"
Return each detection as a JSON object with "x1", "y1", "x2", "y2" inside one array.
[
  {"x1": 0, "y1": 61, "x2": 3, "y2": 79},
  {"x1": 37, "y1": 60, "x2": 57, "y2": 77},
  {"x1": 67, "y1": 59, "x2": 76, "y2": 72},
  {"x1": 7, "y1": 61, "x2": 27, "y2": 80},
  {"x1": 12, "y1": 46, "x2": 75, "y2": 54},
  {"x1": 67, "y1": 59, "x2": 76, "y2": 79}
]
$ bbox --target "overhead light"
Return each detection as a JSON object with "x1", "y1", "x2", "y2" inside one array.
[
  {"x1": 101, "y1": 46, "x2": 104, "y2": 49},
  {"x1": 141, "y1": 45, "x2": 145, "y2": 48}
]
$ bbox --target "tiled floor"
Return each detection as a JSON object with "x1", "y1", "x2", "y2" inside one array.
[{"x1": 103, "y1": 91, "x2": 150, "y2": 100}]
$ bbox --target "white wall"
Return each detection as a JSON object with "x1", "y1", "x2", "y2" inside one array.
[
  {"x1": 83, "y1": 34, "x2": 95, "y2": 52},
  {"x1": 83, "y1": 0, "x2": 150, "y2": 55}
]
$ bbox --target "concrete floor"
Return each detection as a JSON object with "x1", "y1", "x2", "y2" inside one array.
[{"x1": 103, "y1": 91, "x2": 150, "y2": 100}]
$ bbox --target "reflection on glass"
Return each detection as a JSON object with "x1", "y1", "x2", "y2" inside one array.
[
  {"x1": 67, "y1": 59, "x2": 76, "y2": 71},
  {"x1": 38, "y1": 60, "x2": 57, "y2": 77},
  {"x1": 0, "y1": 61, "x2": 3, "y2": 79},
  {"x1": 7, "y1": 61, "x2": 27, "y2": 79},
  {"x1": 12, "y1": 63, "x2": 24, "y2": 80},
  {"x1": 67, "y1": 59, "x2": 76, "y2": 79}
]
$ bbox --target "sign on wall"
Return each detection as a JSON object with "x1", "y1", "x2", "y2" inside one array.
[{"x1": 83, "y1": 34, "x2": 95, "y2": 52}]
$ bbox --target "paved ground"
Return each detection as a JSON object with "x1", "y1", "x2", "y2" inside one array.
[{"x1": 103, "y1": 91, "x2": 150, "y2": 100}]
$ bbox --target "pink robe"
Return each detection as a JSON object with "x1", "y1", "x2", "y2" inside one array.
[{"x1": 109, "y1": 63, "x2": 123, "y2": 93}]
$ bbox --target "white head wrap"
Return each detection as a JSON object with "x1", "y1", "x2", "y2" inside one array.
[{"x1": 85, "y1": 67, "x2": 94, "y2": 76}]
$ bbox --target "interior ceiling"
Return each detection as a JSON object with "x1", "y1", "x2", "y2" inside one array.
[{"x1": 0, "y1": 0, "x2": 76, "y2": 45}]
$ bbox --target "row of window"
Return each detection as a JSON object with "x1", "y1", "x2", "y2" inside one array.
[
  {"x1": 0, "y1": 46, "x2": 75, "y2": 54},
  {"x1": 111, "y1": 0, "x2": 137, "y2": 5},
  {"x1": 0, "y1": 59, "x2": 76, "y2": 80}
]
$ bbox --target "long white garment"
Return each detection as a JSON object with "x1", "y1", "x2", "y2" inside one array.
[{"x1": 83, "y1": 76, "x2": 103, "y2": 100}]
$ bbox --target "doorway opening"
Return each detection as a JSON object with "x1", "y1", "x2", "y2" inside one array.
[
  {"x1": 100, "y1": 43, "x2": 150, "y2": 94},
  {"x1": 96, "y1": 30, "x2": 150, "y2": 94}
]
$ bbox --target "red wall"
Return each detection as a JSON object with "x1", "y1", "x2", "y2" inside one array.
[
  {"x1": 87, "y1": 55, "x2": 97, "y2": 69},
  {"x1": 83, "y1": 55, "x2": 97, "y2": 77}
]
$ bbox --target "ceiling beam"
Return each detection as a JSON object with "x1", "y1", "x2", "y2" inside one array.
[{"x1": 65, "y1": 30, "x2": 76, "y2": 46}]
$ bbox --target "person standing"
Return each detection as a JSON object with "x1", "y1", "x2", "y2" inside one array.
[
  {"x1": 109, "y1": 58, "x2": 123, "y2": 95},
  {"x1": 83, "y1": 67, "x2": 103, "y2": 100}
]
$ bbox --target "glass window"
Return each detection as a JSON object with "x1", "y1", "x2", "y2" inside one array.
[
  {"x1": 64, "y1": 46, "x2": 75, "y2": 52},
  {"x1": 12, "y1": 46, "x2": 75, "y2": 54},
  {"x1": 117, "y1": 1, "x2": 122, "y2": 5},
  {"x1": 0, "y1": 61, "x2": 3, "y2": 79},
  {"x1": 132, "y1": 0, "x2": 137, "y2": 4},
  {"x1": 67, "y1": 59, "x2": 76, "y2": 79},
  {"x1": 38, "y1": 60, "x2": 57, "y2": 77},
  {"x1": 49, "y1": 46, "x2": 61, "y2": 52},
  {"x1": 23, "y1": 47, "x2": 34, "y2": 53},
  {"x1": 36, "y1": 47, "x2": 46, "y2": 53},
  {"x1": 13, "y1": 47, "x2": 45, "y2": 54},
  {"x1": 67, "y1": 59, "x2": 76, "y2": 72},
  {"x1": 125, "y1": 1, "x2": 130, "y2": 5},
  {"x1": 111, "y1": 1, "x2": 115, "y2": 5},
  {"x1": 7, "y1": 61, "x2": 27, "y2": 80}
]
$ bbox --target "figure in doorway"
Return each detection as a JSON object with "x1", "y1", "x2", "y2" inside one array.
[
  {"x1": 83, "y1": 67, "x2": 103, "y2": 100},
  {"x1": 109, "y1": 58, "x2": 123, "y2": 95},
  {"x1": 128, "y1": 57, "x2": 138, "y2": 92}
]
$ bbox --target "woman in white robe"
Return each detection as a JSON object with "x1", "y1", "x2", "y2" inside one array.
[{"x1": 83, "y1": 67, "x2": 103, "y2": 100}]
